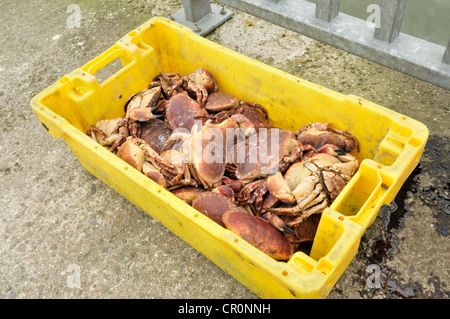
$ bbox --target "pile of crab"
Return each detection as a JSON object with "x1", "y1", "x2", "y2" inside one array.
[{"x1": 87, "y1": 67, "x2": 360, "y2": 261}]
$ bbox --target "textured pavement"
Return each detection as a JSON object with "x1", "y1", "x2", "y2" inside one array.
[{"x1": 0, "y1": 0, "x2": 448, "y2": 299}]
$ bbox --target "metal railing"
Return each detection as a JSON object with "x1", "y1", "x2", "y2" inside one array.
[{"x1": 170, "y1": 0, "x2": 450, "y2": 90}]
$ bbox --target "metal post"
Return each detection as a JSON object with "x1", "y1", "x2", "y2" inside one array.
[
  {"x1": 443, "y1": 39, "x2": 450, "y2": 65},
  {"x1": 315, "y1": 0, "x2": 340, "y2": 22},
  {"x1": 170, "y1": 0, "x2": 233, "y2": 36},
  {"x1": 183, "y1": 0, "x2": 212, "y2": 23},
  {"x1": 374, "y1": 0, "x2": 407, "y2": 43},
  {"x1": 214, "y1": 0, "x2": 450, "y2": 90}
]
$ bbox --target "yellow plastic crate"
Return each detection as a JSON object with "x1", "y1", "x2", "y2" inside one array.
[{"x1": 30, "y1": 17, "x2": 428, "y2": 298}]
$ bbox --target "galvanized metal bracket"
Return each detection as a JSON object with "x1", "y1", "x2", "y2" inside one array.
[{"x1": 170, "y1": 0, "x2": 233, "y2": 37}]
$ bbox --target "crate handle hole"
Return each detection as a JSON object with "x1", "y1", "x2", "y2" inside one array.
[{"x1": 93, "y1": 57, "x2": 124, "y2": 84}]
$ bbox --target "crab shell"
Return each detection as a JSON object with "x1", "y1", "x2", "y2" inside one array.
[
  {"x1": 139, "y1": 119, "x2": 172, "y2": 154},
  {"x1": 184, "y1": 118, "x2": 242, "y2": 189},
  {"x1": 165, "y1": 92, "x2": 208, "y2": 131},
  {"x1": 222, "y1": 211, "x2": 294, "y2": 261},
  {"x1": 116, "y1": 139, "x2": 145, "y2": 172},
  {"x1": 192, "y1": 191, "x2": 241, "y2": 227},
  {"x1": 283, "y1": 213, "x2": 322, "y2": 245},
  {"x1": 186, "y1": 67, "x2": 218, "y2": 94},
  {"x1": 171, "y1": 186, "x2": 206, "y2": 205},
  {"x1": 186, "y1": 125, "x2": 227, "y2": 189},
  {"x1": 237, "y1": 104, "x2": 271, "y2": 131},
  {"x1": 232, "y1": 129, "x2": 301, "y2": 181},
  {"x1": 124, "y1": 86, "x2": 162, "y2": 121},
  {"x1": 204, "y1": 92, "x2": 240, "y2": 112},
  {"x1": 296, "y1": 122, "x2": 359, "y2": 153}
]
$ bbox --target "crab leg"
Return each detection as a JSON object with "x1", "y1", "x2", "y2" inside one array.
[
  {"x1": 266, "y1": 175, "x2": 322, "y2": 216},
  {"x1": 285, "y1": 201, "x2": 328, "y2": 228},
  {"x1": 240, "y1": 101, "x2": 269, "y2": 119}
]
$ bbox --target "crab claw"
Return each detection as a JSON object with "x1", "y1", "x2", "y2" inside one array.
[
  {"x1": 127, "y1": 110, "x2": 164, "y2": 122},
  {"x1": 261, "y1": 212, "x2": 294, "y2": 234},
  {"x1": 267, "y1": 171, "x2": 295, "y2": 204},
  {"x1": 116, "y1": 138, "x2": 146, "y2": 171},
  {"x1": 222, "y1": 211, "x2": 294, "y2": 261},
  {"x1": 142, "y1": 162, "x2": 167, "y2": 188},
  {"x1": 317, "y1": 144, "x2": 346, "y2": 156}
]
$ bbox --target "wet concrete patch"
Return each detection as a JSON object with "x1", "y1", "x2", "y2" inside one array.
[{"x1": 352, "y1": 134, "x2": 449, "y2": 298}]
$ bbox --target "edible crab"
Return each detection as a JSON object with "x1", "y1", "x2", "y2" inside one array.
[
  {"x1": 87, "y1": 117, "x2": 129, "y2": 152},
  {"x1": 204, "y1": 92, "x2": 271, "y2": 132},
  {"x1": 86, "y1": 66, "x2": 363, "y2": 261},
  {"x1": 222, "y1": 211, "x2": 294, "y2": 261},
  {"x1": 192, "y1": 191, "x2": 243, "y2": 227},
  {"x1": 164, "y1": 92, "x2": 208, "y2": 132},
  {"x1": 229, "y1": 128, "x2": 315, "y2": 214},
  {"x1": 115, "y1": 137, "x2": 178, "y2": 188},
  {"x1": 266, "y1": 147, "x2": 359, "y2": 227},
  {"x1": 295, "y1": 122, "x2": 359, "y2": 153},
  {"x1": 155, "y1": 67, "x2": 218, "y2": 107}
]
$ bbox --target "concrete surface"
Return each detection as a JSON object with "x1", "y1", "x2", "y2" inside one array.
[{"x1": 0, "y1": 0, "x2": 448, "y2": 299}]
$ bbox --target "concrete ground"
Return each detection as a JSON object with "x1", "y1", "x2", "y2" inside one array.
[{"x1": 0, "y1": 0, "x2": 448, "y2": 299}]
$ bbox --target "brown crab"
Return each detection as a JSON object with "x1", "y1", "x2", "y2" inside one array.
[
  {"x1": 156, "y1": 68, "x2": 218, "y2": 107},
  {"x1": 159, "y1": 148, "x2": 198, "y2": 189},
  {"x1": 204, "y1": 93, "x2": 271, "y2": 132},
  {"x1": 138, "y1": 119, "x2": 173, "y2": 154},
  {"x1": 227, "y1": 129, "x2": 314, "y2": 214},
  {"x1": 295, "y1": 122, "x2": 359, "y2": 153},
  {"x1": 230, "y1": 128, "x2": 312, "y2": 182},
  {"x1": 222, "y1": 211, "x2": 294, "y2": 261},
  {"x1": 171, "y1": 186, "x2": 206, "y2": 205},
  {"x1": 265, "y1": 149, "x2": 359, "y2": 227},
  {"x1": 192, "y1": 191, "x2": 244, "y2": 227},
  {"x1": 164, "y1": 120, "x2": 234, "y2": 190},
  {"x1": 87, "y1": 117, "x2": 129, "y2": 152},
  {"x1": 180, "y1": 67, "x2": 218, "y2": 106},
  {"x1": 115, "y1": 137, "x2": 177, "y2": 188},
  {"x1": 164, "y1": 92, "x2": 209, "y2": 132},
  {"x1": 124, "y1": 86, "x2": 162, "y2": 122}
]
